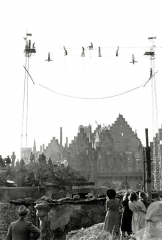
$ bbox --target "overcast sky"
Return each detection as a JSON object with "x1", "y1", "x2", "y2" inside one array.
[{"x1": 0, "y1": 0, "x2": 162, "y2": 159}]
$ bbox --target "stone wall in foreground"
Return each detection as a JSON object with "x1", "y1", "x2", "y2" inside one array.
[{"x1": 0, "y1": 198, "x2": 106, "y2": 240}]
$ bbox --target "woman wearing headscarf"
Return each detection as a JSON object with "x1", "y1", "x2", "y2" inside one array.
[{"x1": 128, "y1": 191, "x2": 146, "y2": 234}]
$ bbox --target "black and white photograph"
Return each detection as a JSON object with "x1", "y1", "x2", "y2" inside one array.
[{"x1": 0, "y1": 1, "x2": 162, "y2": 239}]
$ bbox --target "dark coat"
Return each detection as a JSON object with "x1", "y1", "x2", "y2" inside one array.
[
  {"x1": 121, "y1": 199, "x2": 133, "y2": 232},
  {"x1": 6, "y1": 218, "x2": 40, "y2": 240}
]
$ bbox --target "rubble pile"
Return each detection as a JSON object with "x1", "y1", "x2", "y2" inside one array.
[{"x1": 66, "y1": 223, "x2": 112, "y2": 240}]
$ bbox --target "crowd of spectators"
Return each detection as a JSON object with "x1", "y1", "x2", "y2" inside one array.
[
  {"x1": 103, "y1": 189, "x2": 162, "y2": 240},
  {"x1": 0, "y1": 151, "x2": 55, "y2": 168},
  {"x1": 0, "y1": 152, "x2": 16, "y2": 167}
]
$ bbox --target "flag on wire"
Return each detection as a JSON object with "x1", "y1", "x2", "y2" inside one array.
[{"x1": 26, "y1": 33, "x2": 32, "y2": 36}]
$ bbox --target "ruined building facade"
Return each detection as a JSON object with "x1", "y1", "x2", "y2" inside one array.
[
  {"x1": 34, "y1": 114, "x2": 143, "y2": 190},
  {"x1": 67, "y1": 114, "x2": 143, "y2": 190}
]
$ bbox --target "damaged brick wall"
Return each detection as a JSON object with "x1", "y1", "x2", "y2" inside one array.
[
  {"x1": 0, "y1": 199, "x2": 106, "y2": 240},
  {"x1": 52, "y1": 202, "x2": 106, "y2": 240}
]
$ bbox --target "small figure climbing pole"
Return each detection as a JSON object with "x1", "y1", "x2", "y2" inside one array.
[{"x1": 150, "y1": 68, "x2": 152, "y2": 79}]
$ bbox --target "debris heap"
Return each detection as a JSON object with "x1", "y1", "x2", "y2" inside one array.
[{"x1": 66, "y1": 223, "x2": 112, "y2": 240}]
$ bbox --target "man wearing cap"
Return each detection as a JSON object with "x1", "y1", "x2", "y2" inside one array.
[{"x1": 6, "y1": 205, "x2": 40, "y2": 240}]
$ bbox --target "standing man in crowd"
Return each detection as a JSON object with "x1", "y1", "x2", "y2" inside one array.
[
  {"x1": 6, "y1": 205, "x2": 40, "y2": 240},
  {"x1": 5, "y1": 155, "x2": 11, "y2": 165},
  {"x1": 0, "y1": 155, "x2": 4, "y2": 166},
  {"x1": 11, "y1": 152, "x2": 16, "y2": 167},
  {"x1": 29, "y1": 151, "x2": 35, "y2": 163}
]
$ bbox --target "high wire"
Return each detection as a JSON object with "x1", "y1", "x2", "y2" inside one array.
[
  {"x1": 38, "y1": 83, "x2": 143, "y2": 100},
  {"x1": 38, "y1": 70, "x2": 158, "y2": 100},
  {"x1": 22, "y1": 65, "x2": 158, "y2": 100},
  {"x1": 38, "y1": 46, "x2": 162, "y2": 50},
  {"x1": 22, "y1": 36, "x2": 161, "y2": 101}
]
